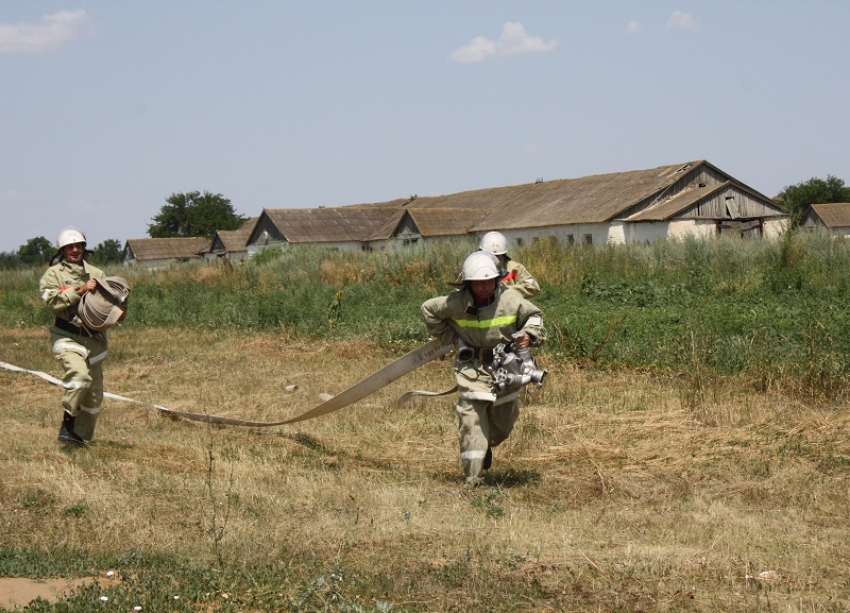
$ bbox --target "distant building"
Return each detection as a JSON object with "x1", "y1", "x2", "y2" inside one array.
[
  {"x1": 361, "y1": 159, "x2": 787, "y2": 247},
  {"x1": 133, "y1": 160, "x2": 788, "y2": 264},
  {"x1": 801, "y1": 203, "x2": 850, "y2": 237},
  {"x1": 122, "y1": 237, "x2": 211, "y2": 268},
  {"x1": 246, "y1": 207, "x2": 394, "y2": 253},
  {"x1": 368, "y1": 207, "x2": 493, "y2": 248},
  {"x1": 204, "y1": 217, "x2": 258, "y2": 261},
  {"x1": 246, "y1": 160, "x2": 786, "y2": 252}
]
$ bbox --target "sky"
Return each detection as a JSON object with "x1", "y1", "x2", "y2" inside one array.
[{"x1": 1, "y1": 1, "x2": 848, "y2": 253}]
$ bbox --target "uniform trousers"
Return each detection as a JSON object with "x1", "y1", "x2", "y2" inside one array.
[
  {"x1": 456, "y1": 396, "x2": 519, "y2": 483},
  {"x1": 50, "y1": 329, "x2": 107, "y2": 441}
]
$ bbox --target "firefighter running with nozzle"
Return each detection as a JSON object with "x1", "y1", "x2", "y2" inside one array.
[{"x1": 421, "y1": 251, "x2": 546, "y2": 485}]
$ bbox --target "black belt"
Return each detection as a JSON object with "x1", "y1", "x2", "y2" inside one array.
[{"x1": 54, "y1": 318, "x2": 88, "y2": 336}]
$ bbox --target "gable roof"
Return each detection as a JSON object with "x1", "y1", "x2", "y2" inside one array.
[
  {"x1": 255, "y1": 207, "x2": 396, "y2": 244},
  {"x1": 124, "y1": 237, "x2": 211, "y2": 261},
  {"x1": 350, "y1": 160, "x2": 780, "y2": 233},
  {"x1": 809, "y1": 203, "x2": 850, "y2": 228},
  {"x1": 624, "y1": 183, "x2": 729, "y2": 221},
  {"x1": 245, "y1": 159, "x2": 783, "y2": 247},
  {"x1": 380, "y1": 161, "x2": 706, "y2": 225},
  {"x1": 211, "y1": 217, "x2": 258, "y2": 253},
  {"x1": 371, "y1": 207, "x2": 493, "y2": 241}
]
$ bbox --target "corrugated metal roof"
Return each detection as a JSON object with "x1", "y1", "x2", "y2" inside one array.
[
  {"x1": 810, "y1": 203, "x2": 850, "y2": 228},
  {"x1": 125, "y1": 237, "x2": 211, "y2": 260},
  {"x1": 263, "y1": 207, "x2": 395, "y2": 243}
]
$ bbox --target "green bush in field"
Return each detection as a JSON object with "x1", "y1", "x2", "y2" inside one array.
[{"x1": 4, "y1": 230, "x2": 850, "y2": 395}]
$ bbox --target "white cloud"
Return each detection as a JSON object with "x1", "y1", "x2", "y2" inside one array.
[
  {"x1": 666, "y1": 11, "x2": 699, "y2": 32},
  {"x1": 449, "y1": 22, "x2": 558, "y2": 63},
  {"x1": 625, "y1": 21, "x2": 642, "y2": 34},
  {"x1": 0, "y1": 10, "x2": 89, "y2": 54}
]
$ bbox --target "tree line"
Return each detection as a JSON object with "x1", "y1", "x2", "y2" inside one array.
[
  {"x1": 1, "y1": 191, "x2": 244, "y2": 269},
  {"x1": 2, "y1": 177, "x2": 849, "y2": 270}
]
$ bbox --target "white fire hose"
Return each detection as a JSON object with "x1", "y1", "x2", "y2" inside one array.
[{"x1": 0, "y1": 339, "x2": 453, "y2": 428}]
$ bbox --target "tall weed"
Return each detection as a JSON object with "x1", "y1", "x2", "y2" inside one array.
[{"x1": 5, "y1": 232, "x2": 850, "y2": 398}]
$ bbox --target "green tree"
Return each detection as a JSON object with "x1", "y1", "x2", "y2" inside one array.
[
  {"x1": 93, "y1": 239, "x2": 123, "y2": 264},
  {"x1": 0, "y1": 251, "x2": 21, "y2": 270},
  {"x1": 148, "y1": 191, "x2": 246, "y2": 238},
  {"x1": 777, "y1": 175, "x2": 850, "y2": 228},
  {"x1": 17, "y1": 236, "x2": 54, "y2": 266}
]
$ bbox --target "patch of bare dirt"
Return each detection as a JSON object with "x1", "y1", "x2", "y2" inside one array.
[{"x1": 0, "y1": 576, "x2": 116, "y2": 608}]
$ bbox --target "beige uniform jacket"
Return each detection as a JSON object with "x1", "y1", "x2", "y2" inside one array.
[
  {"x1": 503, "y1": 259, "x2": 540, "y2": 298},
  {"x1": 40, "y1": 260, "x2": 106, "y2": 326},
  {"x1": 421, "y1": 285, "x2": 546, "y2": 402}
]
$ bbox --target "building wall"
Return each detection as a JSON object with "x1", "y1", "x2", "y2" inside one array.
[
  {"x1": 764, "y1": 218, "x2": 790, "y2": 238},
  {"x1": 502, "y1": 220, "x2": 720, "y2": 247},
  {"x1": 686, "y1": 185, "x2": 781, "y2": 219},
  {"x1": 123, "y1": 257, "x2": 197, "y2": 269},
  {"x1": 667, "y1": 219, "x2": 716, "y2": 239},
  {"x1": 500, "y1": 224, "x2": 611, "y2": 248},
  {"x1": 610, "y1": 219, "x2": 715, "y2": 244},
  {"x1": 204, "y1": 250, "x2": 249, "y2": 262},
  {"x1": 495, "y1": 216, "x2": 786, "y2": 247},
  {"x1": 248, "y1": 241, "x2": 288, "y2": 255},
  {"x1": 248, "y1": 240, "x2": 367, "y2": 255},
  {"x1": 625, "y1": 164, "x2": 727, "y2": 217}
]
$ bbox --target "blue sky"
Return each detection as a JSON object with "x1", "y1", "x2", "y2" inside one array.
[{"x1": 1, "y1": 1, "x2": 848, "y2": 252}]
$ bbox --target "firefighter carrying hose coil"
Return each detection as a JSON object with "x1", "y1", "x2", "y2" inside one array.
[{"x1": 39, "y1": 226, "x2": 128, "y2": 444}]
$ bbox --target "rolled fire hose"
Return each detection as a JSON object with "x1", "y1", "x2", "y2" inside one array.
[
  {"x1": 0, "y1": 339, "x2": 452, "y2": 428},
  {"x1": 78, "y1": 276, "x2": 131, "y2": 332}
]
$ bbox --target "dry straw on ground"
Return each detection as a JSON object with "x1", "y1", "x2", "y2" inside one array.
[{"x1": 2, "y1": 324, "x2": 850, "y2": 611}]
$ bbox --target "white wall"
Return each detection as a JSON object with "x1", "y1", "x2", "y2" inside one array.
[
  {"x1": 501, "y1": 220, "x2": 716, "y2": 246},
  {"x1": 500, "y1": 224, "x2": 611, "y2": 248},
  {"x1": 667, "y1": 219, "x2": 716, "y2": 239},
  {"x1": 248, "y1": 242, "x2": 288, "y2": 255},
  {"x1": 764, "y1": 218, "x2": 790, "y2": 238}
]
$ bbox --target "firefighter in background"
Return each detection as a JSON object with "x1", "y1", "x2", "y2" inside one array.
[
  {"x1": 478, "y1": 231, "x2": 540, "y2": 298},
  {"x1": 39, "y1": 226, "x2": 121, "y2": 444},
  {"x1": 422, "y1": 251, "x2": 546, "y2": 485}
]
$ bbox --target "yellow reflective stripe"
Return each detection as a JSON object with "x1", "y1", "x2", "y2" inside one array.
[{"x1": 453, "y1": 315, "x2": 517, "y2": 329}]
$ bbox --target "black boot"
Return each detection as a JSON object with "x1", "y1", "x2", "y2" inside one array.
[{"x1": 58, "y1": 412, "x2": 86, "y2": 445}]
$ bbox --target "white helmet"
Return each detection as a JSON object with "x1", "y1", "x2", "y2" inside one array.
[
  {"x1": 479, "y1": 231, "x2": 508, "y2": 256},
  {"x1": 461, "y1": 251, "x2": 501, "y2": 282},
  {"x1": 57, "y1": 226, "x2": 87, "y2": 249}
]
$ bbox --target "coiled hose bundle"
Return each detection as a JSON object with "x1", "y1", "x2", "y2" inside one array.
[{"x1": 78, "y1": 276, "x2": 131, "y2": 331}]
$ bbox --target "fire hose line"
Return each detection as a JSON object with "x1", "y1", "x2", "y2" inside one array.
[{"x1": 0, "y1": 339, "x2": 453, "y2": 428}]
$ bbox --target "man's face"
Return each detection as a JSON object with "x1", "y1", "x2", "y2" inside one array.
[
  {"x1": 61, "y1": 242, "x2": 85, "y2": 264},
  {"x1": 469, "y1": 278, "x2": 497, "y2": 302}
]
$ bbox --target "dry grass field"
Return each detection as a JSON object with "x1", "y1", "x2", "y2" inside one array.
[{"x1": 2, "y1": 323, "x2": 850, "y2": 612}]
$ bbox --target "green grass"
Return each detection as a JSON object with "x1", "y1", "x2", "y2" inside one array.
[{"x1": 5, "y1": 230, "x2": 850, "y2": 397}]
